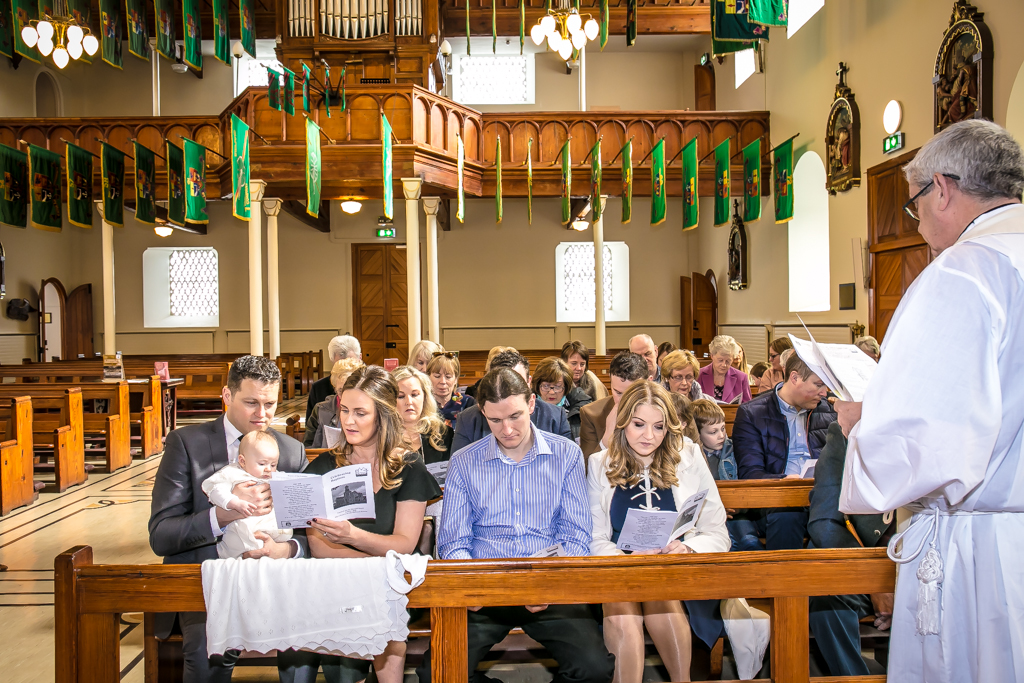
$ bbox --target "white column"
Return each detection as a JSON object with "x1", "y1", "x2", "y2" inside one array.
[
  {"x1": 264, "y1": 198, "x2": 282, "y2": 360},
  {"x1": 402, "y1": 178, "x2": 423, "y2": 349},
  {"x1": 579, "y1": 45, "x2": 587, "y2": 112},
  {"x1": 594, "y1": 195, "x2": 607, "y2": 355},
  {"x1": 248, "y1": 180, "x2": 267, "y2": 356},
  {"x1": 422, "y1": 197, "x2": 441, "y2": 343},
  {"x1": 150, "y1": 39, "x2": 161, "y2": 116},
  {"x1": 97, "y1": 201, "x2": 117, "y2": 356}
]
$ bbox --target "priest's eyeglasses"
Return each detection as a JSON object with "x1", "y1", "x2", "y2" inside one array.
[{"x1": 903, "y1": 174, "x2": 960, "y2": 221}]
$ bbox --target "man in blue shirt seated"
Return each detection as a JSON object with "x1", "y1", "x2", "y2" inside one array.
[
  {"x1": 732, "y1": 353, "x2": 837, "y2": 549},
  {"x1": 417, "y1": 367, "x2": 614, "y2": 683}
]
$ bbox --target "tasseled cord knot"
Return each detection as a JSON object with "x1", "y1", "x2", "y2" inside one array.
[{"x1": 887, "y1": 507, "x2": 943, "y2": 636}]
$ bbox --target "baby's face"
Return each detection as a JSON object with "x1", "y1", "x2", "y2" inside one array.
[{"x1": 238, "y1": 441, "x2": 280, "y2": 479}]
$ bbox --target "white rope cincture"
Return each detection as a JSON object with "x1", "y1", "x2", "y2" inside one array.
[{"x1": 887, "y1": 507, "x2": 943, "y2": 636}]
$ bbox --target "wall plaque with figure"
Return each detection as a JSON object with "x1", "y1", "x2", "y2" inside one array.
[
  {"x1": 933, "y1": 0, "x2": 992, "y2": 133},
  {"x1": 826, "y1": 62, "x2": 861, "y2": 195},
  {"x1": 728, "y1": 201, "x2": 748, "y2": 291}
]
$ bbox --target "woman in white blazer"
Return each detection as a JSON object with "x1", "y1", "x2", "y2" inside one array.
[{"x1": 587, "y1": 380, "x2": 730, "y2": 683}]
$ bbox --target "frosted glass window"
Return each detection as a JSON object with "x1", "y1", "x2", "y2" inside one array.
[
  {"x1": 735, "y1": 48, "x2": 756, "y2": 88},
  {"x1": 144, "y1": 247, "x2": 220, "y2": 328},
  {"x1": 788, "y1": 153, "x2": 830, "y2": 312},
  {"x1": 452, "y1": 54, "x2": 534, "y2": 105},
  {"x1": 555, "y1": 241, "x2": 630, "y2": 323},
  {"x1": 788, "y1": 0, "x2": 825, "y2": 38}
]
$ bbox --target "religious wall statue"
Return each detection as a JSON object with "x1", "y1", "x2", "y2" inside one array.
[
  {"x1": 728, "y1": 201, "x2": 748, "y2": 291},
  {"x1": 825, "y1": 62, "x2": 860, "y2": 195},
  {"x1": 933, "y1": 0, "x2": 992, "y2": 133}
]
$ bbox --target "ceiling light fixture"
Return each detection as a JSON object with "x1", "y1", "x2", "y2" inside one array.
[
  {"x1": 340, "y1": 200, "x2": 363, "y2": 214},
  {"x1": 571, "y1": 219, "x2": 589, "y2": 231},
  {"x1": 154, "y1": 226, "x2": 174, "y2": 237},
  {"x1": 19, "y1": 0, "x2": 97, "y2": 69},
  {"x1": 531, "y1": 0, "x2": 600, "y2": 63}
]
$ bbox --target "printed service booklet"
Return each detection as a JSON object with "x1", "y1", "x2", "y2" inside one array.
[
  {"x1": 615, "y1": 489, "x2": 710, "y2": 552},
  {"x1": 269, "y1": 464, "x2": 375, "y2": 529}
]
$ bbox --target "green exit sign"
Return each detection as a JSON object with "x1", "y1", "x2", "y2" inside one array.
[
  {"x1": 883, "y1": 132, "x2": 905, "y2": 154},
  {"x1": 376, "y1": 227, "x2": 396, "y2": 238}
]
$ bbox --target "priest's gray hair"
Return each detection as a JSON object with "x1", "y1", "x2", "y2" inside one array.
[
  {"x1": 328, "y1": 335, "x2": 362, "y2": 362},
  {"x1": 904, "y1": 120, "x2": 1024, "y2": 201}
]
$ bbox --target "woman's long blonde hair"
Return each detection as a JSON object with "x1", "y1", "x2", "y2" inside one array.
[
  {"x1": 391, "y1": 365, "x2": 448, "y2": 452},
  {"x1": 605, "y1": 381, "x2": 682, "y2": 489},
  {"x1": 332, "y1": 365, "x2": 413, "y2": 490}
]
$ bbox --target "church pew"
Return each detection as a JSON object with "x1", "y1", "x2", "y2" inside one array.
[
  {"x1": 0, "y1": 397, "x2": 38, "y2": 515},
  {"x1": 0, "y1": 388, "x2": 86, "y2": 492},
  {"x1": 55, "y1": 544, "x2": 895, "y2": 683}
]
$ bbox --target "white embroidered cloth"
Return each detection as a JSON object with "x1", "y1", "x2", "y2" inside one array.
[
  {"x1": 202, "y1": 551, "x2": 429, "y2": 658},
  {"x1": 720, "y1": 598, "x2": 770, "y2": 680}
]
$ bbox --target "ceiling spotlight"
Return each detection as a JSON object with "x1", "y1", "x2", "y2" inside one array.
[
  {"x1": 340, "y1": 200, "x2": 362, "y2": 214},
  {"x1": 154, "y1": 226, "x2": 174, "y2": 237},
  {"x1": 571, "y1": 219, "x2": 589, "y2": 231}
]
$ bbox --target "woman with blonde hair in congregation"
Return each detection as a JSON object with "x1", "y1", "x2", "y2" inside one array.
[
  {"x1": 391, "y1": 365, "x2": 453, "y2": 466},
  {"x1": 588, "y1": 380, "x2": 729, "y2": 683},
  {"x1": 409, "y1": 340, "x2": 444, "y2": 374},
  {"x1": 305, "y1": 357, "x2": 365, "y2": 448}
]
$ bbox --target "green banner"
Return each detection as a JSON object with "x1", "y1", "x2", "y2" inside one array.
[
  {"x1": 711, "y1": 4, "x2": 752, "y2": 57},
  {"x1": 560, "y1": 140, "x2": 571, "y2": 225},
  {"x1": 231, "y1": 114, "x2": 251, "y2": 220},
  {"x1": 713, "y1": 0, "x2": 768, "y2": 42},
  {"x1": 239, "y1": 0, "x2": 255, "y2": 57},
  {"x1": 714, "y1": 138, "x2": 730, "y2": 227},
  {"x1": 465, "y1": 0, "x2": 470, "y2": 55},
  {"x1": 749, "y1": 0, "x2": 787, "y2": 27},
  {"x1": 600, "y1": 0, "x2": 608, "y2": 50},
  {"x1": 527, "y1": 138, "x2": 533, "y2": 225},
  {"x1": 283, "y1": 67, "x2": 296, "y2": 116},
  {"x1": 28, "y1": 144, "x2": 61, "y2": 232},
  {"x1": 213, "y1": 0, "x2": 229, "y2": 65},
  {"x1": 268, "y1": 68, "x2": 281, "y2": 111},
  {"x1": 626, "y1": 0, "x2": 637, "y2": 46},
  {"x1": 99, "y1": 0, "x2": 122, "y2": 68},
  {"x1": 65, "y1": 143, "x2": 93, "y2": 229},
  {"x1": 133, "y1": 141, "x2": 157, "y2": 226},
  {"x1": 154, "y1": 0, "x2": 175, "y2": 60},
  {"x1": 0, "y1": 0, "x2": 14, "y2": 59},
  {"x1": 456, "y1": 133, "x2": 465, "y2": 223},
  {"x1": 67, "y1": 0, "x2": 92, "y2": 63},
  {"x1": 650, "y1": 139, "x2": 666, "y2": 226},
  {"x1": 681, "y1": 136, "x2": 698, "y2": 231},
  {"x1": 590, "y1": 139, "x2": 601, "y2": 221},
  {"x1": 182, "y1": 0, "x2": 201, "y2": 70},
  {"x1": 774, "y1": 137, "x2": 794, "y2": 224},
  {"x1": 495, "y1": 136, "x2": 502, "y2": 224},
  {"x1": 126, "y1": 0, "x2": 148, "y2": 61},
  {"x1": 166, "y1": 141, "x2": 185, "y2": 226},
  {"x1": 382, "y1": 113, "x2": 394, "y2": 221},
  {"x1": 306, "y1": 117, "x2": 321, "y2": 218},
  {"x1": 323, "y1": 64, "x2": 332, "y2": 118},
  {"x1": 12, "y1": 0, "x2": 37, "y2": 62},
  {"x1": 621, "y1": 139, "x2": 632, "y2": 224},
  {"x1": 302, "y1": 63, "x2": 311, "y2": 113},
  {"x1": 742, "y1": 138, "x2": 761, "y2": 223},
  {"x1": 101, "y1": 143, "x2": 125, "y2": 227},
  {"x1": 491, "y1": 0, "x2": 496, "y2": 52},
  {"x1": 183, "y1": 139, "x2": 208, "y2": 224},
  {"x1": 519, "y1": 0, "x2": 524, "y2": 54},
  {"x1": 0, "y1": 144, "x2": 28, "y2": 228}
]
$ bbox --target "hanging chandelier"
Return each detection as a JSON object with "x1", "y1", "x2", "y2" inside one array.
[
  {"x1": 19, "y1": 0, "x2": 98, "y2": 69},
  {"x1": 530, "y1": 0, "x2": 600, "y2": 62}
]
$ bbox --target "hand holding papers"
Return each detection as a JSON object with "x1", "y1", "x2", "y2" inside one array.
[
  {"x1": 530, "y1": 543, "x2": 567, "y2": 558},
  {"x1": 269, "y1": 465, "x2": 375, "y2": 529},
  {"x1": 788, "y1": 317, "x2": 878, "y2": 402},
  {"x1": 615, "y1": 489, "x2": 710, "y2": 552},
  {"x1": 425, "y1": 461, "x2": 448, "y2": 487}
]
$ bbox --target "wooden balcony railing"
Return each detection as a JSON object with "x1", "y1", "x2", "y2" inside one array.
[{"x1": 444, "y1": 0, "x2": 711, "y2": 36}]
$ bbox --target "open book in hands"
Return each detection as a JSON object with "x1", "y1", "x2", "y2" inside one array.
[
  {"x1": 615, "y1": 489, "x2": 709, "y2": 552},
  {"x1": 268, "y1": 464, "x2": 376, "y2": 529}
]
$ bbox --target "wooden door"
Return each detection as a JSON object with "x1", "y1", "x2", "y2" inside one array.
[
  {"x1": 695, "y1": 63, "x2": 716, "y2": 111},
  {"x1": 867, "y1": 148, "x2": 931, "y2": 342},
  {"x1": 352, "y1": 244, "x2": 409, "y2": 366},
  {"x1": 66, "y1": 284, "x2": 94, "y2": 359},
  {"x1": 680, "y1": 276, "x2": 692, "y2": 353},
  {"x1": 691, "y1": 270, "x2": 718, "y2": 358},
  {"x1": 40, "y1": 277, "x2": 67, "y2": 362}
]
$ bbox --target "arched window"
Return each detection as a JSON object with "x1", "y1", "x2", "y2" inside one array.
[
  {"x1": 1006, "y1": 59, "x2": 1024, "y2": 144},
  {"x1": 35, "y1": 71, "x2": 62, "y2": 117},
  {"x1": 788, "y1": 152, "x2": 830, "y2": 312}
]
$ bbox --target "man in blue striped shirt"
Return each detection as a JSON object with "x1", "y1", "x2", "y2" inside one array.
[{"x1": 418, "y1": 368, "x2": 614, "y2": 683}]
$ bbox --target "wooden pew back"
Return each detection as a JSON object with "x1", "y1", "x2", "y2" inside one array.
[
  {"x1": 0, "y1": 396, "x2": 35, "y2": 514},
  {"x1": 0, "y1": 388, "x2": 85, "y2": 491}
]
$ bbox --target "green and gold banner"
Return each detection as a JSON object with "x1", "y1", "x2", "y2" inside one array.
[
  {"x1": 213, "y1": 0, "x2": 230, "y2": 65},
  {"x1": 713, "y1": 0, "x2": 768, "y2": 43},
  {"x1": 231, "y1": 114, "x2": 250, "y2": 220},
  {"x1": 621, "y1": 139, "x2": 632, "y2": 224},
  {"x1": 65, "y1": 142, "x2": 93, "y2": 229},
  {"x1": 12, "y1": 0, "x2": 38, "y2": 62},
  {"x1": 491, "y1": 0, "x2": 496, "y2": 52},
  {"x1": 100, "y1": 143, "x2": 125, "y2": 227},
  {"x1": 650, "y1": 139, "x2": 666, "y2": 226},
  {"x1": 100, "y1": 0, "x2": 122, "y2": 68},
  {"x1": 283, "y1": 67, "x2": 296, "y2": 116},
  {"x1": 681, "y1": 136, "x2": 698, "y2": 231},
  {"x1": 495, "y1": 136, "x2": 502, "y2": 224},
  {"x1": 527, "y1": 137, "x2": 533, "y2": 225},
  {"x1": 323, "y1": 63, "x2": 332, "y2": 118},
  {"x1": 626, "y1": 0, "x2": 637, "y2": 46},
  {"x1": 0, "y1": 0, "x2": 15, "y2": 59},
  {"x1": 182, "y1": 0, "x2": 201, "y2": 70},
  {"x1": 710, "y1": 3, "x2": 752, "y2": 57},
  {"x1": 166, "y1": 141, "x2": 185, "y2": 226},
  {"x1": 749, "y1": 0, "x2": 787, "y2": 27},
  {"x1": 0, "y1": 144, "x2": 28, "y2": 228},
  {"x1": 519, "y1": 0, "x2": 524, "y2": 54},
  {"x1": 268, "y1": 68, "x2": 281, "y2": 111},
  {"x1": 239, "y1": 0, "x2": 255, "y2": 57},
  {"x1": 742, "y1": 138, "x2": 761, "y2": 222},
  {"x1": 600, "y1": 0, "x2": 608, "y2": 50},
  {"x1": 67, "y1": 0, "x2": 91, "y2": 63},
  {"x1": 183, "y1": 139, "x2": 208, "y2": 224},
  {"x1": 774, "y1": 137, "x2": 794, "y2": 223},
  {"x1": 306, "y1": 117, "x2": 321, "y2": 218},
  {"x1": 302, "y1": 63, "x2": 311, "y2": 113},
  {"x1": 465, "y1": 0, "x2": 470, "y2": 55},
  {"x1": 714, "y1": 138, "x2": 730, "y2": 227},
  {"x1": 382, "y1": 113, "x2": 394, "y2": 220},
  {"x1": 126, "y1": 0, "x2": 148, "y2": 61},
  {"x1": 560, "y1": 140, "x2": 571, "y2": 225},
  {"x1": 154, "y1": 0, "x2": 175, "y2": 60},
  {"x1": 29, "y1": 144, "x2": 61, "y2": 231},
  {"x1": 133, "y1": 141, "x2": 157, "y2": 226},
  {"x1": 590, "y1": 139, "x2": 601, "y2": 221},
  {"x1": 456, "y1": 133, "x2": 465, "y2": 223}
]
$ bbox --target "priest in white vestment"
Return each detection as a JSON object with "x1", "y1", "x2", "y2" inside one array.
[{"x1": 838, "y1": 120, "x2": 1024, "y2": 683}]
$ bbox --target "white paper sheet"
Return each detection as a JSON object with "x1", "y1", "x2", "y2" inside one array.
[
  {"x1": 269, "y1": 464, "x2": 375, "y2": 529},
  {"x1": 800, "y1": 459, "x2": 817, "y2": 479},
  {"x1": 530, "y1": 543, "x2": 567, "y2": 558},
  {"x1": 788, "y1": 317, "x2": 877, "y2": 402},
  {"x1": 425, "y1": 460, "x2": 448, "y2": 487},
  {"x1": 668, "y1": 488, "x2": 710, "y2": 541}
]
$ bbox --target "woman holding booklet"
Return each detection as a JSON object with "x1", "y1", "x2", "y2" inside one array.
[
  {"x1": 587, "y1": 380, "x2": 729, "y2": 683},
  {"x1": 278, "y1": 365, "x2": 442, "y2": 683},
  {"x1": 392, "y1": 366, "x2": 454, "y2": 468}
]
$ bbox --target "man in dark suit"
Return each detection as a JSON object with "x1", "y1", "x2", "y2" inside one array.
[
  {"x1": 578, "y1": 351, "x2": 650, "y2": 458},
  {"x1": 451, "y1": 350, "x2": 572, "y2": 453},
  {"x1": 149, "y1": 355, "x2": 308, "y2": 683}
]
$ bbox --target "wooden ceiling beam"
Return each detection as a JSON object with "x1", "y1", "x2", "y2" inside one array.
[{"x1": 281, "y1": 200, "x2": 331, "y2": 232}]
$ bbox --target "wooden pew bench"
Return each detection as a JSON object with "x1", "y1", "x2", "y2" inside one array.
[
  {"x1": 0, "y1": 387, "x2": 87, "y2": 492},
  {"x1": 0, "y1": 397, "x2": 39, "y2": 514}
]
